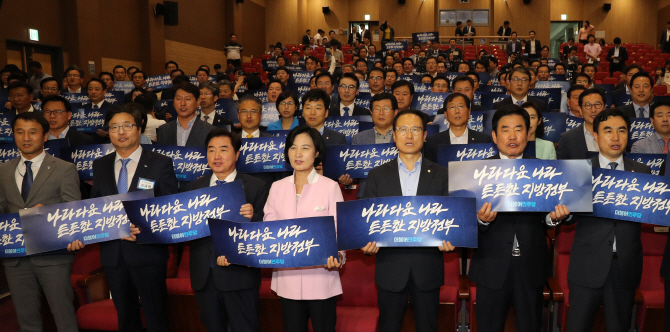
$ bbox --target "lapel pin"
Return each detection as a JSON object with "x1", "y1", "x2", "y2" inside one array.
[
  {"x1": 428, "y1": 169, "x2": 431, "y2": 173},
  {"x1": 144, "y1": 165, "x2": 148, "y2": 167},
  {"x1": 47, "y1": 166, "x2": 51, "y2": 170}
]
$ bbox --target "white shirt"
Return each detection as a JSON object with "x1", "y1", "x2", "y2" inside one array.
[
  {"x1": 209, "y1": 170, "x2": 237, "y2": 187},
  {"x1": 583, "y1": 125, "x2": 599, "y2": 152},
  {"x1": 16, "y1": 105, "x2": 34, "y2": 115},
  {"x1": 114, "y1": 146, "x2": 143, "y2": 191},
  {"x1": 48, "y1": 126, "x2": 70, "y2": 140},
  {"x1": 15, "y1": 150, "x2": 46, "y2": 195},
  {"x1": 632, "y1": 102, "x2": 650, "y2": 118},
  {"x1": 144, "y1": 114, "x2": 166, "y2": 141},
  {"x1": 314, "y1": 33, "x2": 322, "y2": 45},
  {"x1": 242, "y1": 128, "x2": 260, "y2": 138},
  {"x1": 598, "y1": 152, "x2": 624, "y2": 252},
  {"x1": 511, "y1": 95, "x2": 528, "y2": 106},
  {"x1": 200, "y1": 110, "x2": 216, "y2": 125},
  {"x1": 68, "y1": 87, "x2": 82, "y2": 93},
  {"x1": 667, "y1": 30, "x2": 670, "y2": 42},
  {"x1": 340, "y1": 102, "x2": 355, "y2": 116},
  {"x1": 613, "y1": 47, "x2": 620, "y2": 57},
  {"x1": 530, "y1": 40, "x2": 536, "y2": 53},
  {"x1": 91, "y1": 100, "x2": 105, "y2": 109},
  {"x1": 449, "y1": 128, "x2": 469, "y2": 145}
]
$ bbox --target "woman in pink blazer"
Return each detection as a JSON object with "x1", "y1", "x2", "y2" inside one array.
[{"x1": 264, "y1": 125, "x2": 344, "y2": 332}]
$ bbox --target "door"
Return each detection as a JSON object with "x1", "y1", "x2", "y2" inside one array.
[
  {"x1": 349, "y1": 21, "x2": 380, "y2": 45},
  {"x1": 549, "y1": 22, "x2": 581, "y2": 59},
  {"x1": 5, "y1": 41, "x2": 64, "y2": 82}
]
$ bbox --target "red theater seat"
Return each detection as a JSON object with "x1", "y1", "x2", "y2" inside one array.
[
  {"x1": 71, "y1": 243, "x2": 102, "y2": 307},
  {"x1": 334, "y1": 250, "x2": 379, "y2": 332},
  {"x1": 636, "y1": 225, "x2": 667, "y2": 330},
  {"x1": 603, "y1": 77, "x2": 619, "y2": 85},
  {"x1": 654, "y1": 85, "x2": 667, "y2": 96}
]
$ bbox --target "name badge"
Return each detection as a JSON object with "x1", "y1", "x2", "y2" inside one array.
[{"x1": 138, "y1": 178, "x2": 155, "y2": 190}]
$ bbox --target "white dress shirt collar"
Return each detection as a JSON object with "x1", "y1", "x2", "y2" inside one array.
[
  {"x1": 449, "y1": 128, "x2": 468, "y2": 145},
  {"x1": 209, "y1": 169, "x2": 238, "y2": 186},
  {"x1": 242, "y1": 128, "x2": 260, "y2": 138},
  {"x1": 115, "y1": 145, "x2": 143, "y2": 164},
  {"x1": 598, "y1": 153, "x2": 624, "y2": 170}
]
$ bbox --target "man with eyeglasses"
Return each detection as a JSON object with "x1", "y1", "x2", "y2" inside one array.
[
  {"x1": 430, "y1": 76, "x2": 449, "y2": 94},
  {"x1": 424, "y1": 92, "x2": 492, "y2": 163},
  {"x1": 82, "y1": 103, "x2": 178, "y2": 332},
  {"x1": 39, "y1": 77, "x2": 60, "y2": 101},
  {"x1": 234, "y1": 94, "x2": 273, "y2": 139},
  {"x1": 315, "y1": 72, "x2": 335, "y2": 96},
  {"x1": 619, "y1": 72, "x2": 653, "y2": 118},
  {"x1": 493, "y1": 67, "x2": 547, "y2": 112},
  {"x1": 368, "y1": 67, "x2": 386, "y2": 96},
  {"x1": 362, "y1": 109, "x2": 455, "y2": 332},
  {"x1": 43, "y1": 95, "x2": 93, "y2": 146},
  {"x1": 329, "y1": 73, "x2": 370, "y2": 117},
  {"x1": 198, "y1": 81, "x2": 232, "y2": 127},
  {"x1": 63, "y1": 66, "x2": 84, "y2": 93},
  {"x1": 156, "y1": 82, "x2": 215, "y2": 147},
  {"x1": 557, "y1": 88, "x2": 607, "y2": 159},
  {"x1": 452, "y1": 76, "x2": 486, "y2": 111}
]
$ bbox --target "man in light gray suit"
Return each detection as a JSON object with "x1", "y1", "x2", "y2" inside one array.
[
  {"x1": 156, "y1": 81, "x2": 215, "y2": 147},
  {"x1": 631, "y1": 100, "x2": 670, "y2": 154},
  {"x1": 0, "y1": 112, "x2": 81, "y2": 332},
  {"x1": 351, "y1": 93, "x2": 398, "y2": 197}
]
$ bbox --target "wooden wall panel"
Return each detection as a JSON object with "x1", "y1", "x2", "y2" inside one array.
[
  {"x1": 7, "y1": 50, "x2": 24, "y2": 70},
  {"x1": 436, "y1": 0, "x2": 494, "y2": 40},
  {"x1": 32, "y1": 53, "x2": 53, "y2": 76},
  {"x1": 99, "y1": 0, "x2": 144, "y2": 63},
  {"x1": 233, "y1": 1, "x2": 267, "y2": 59},
  {"x1": 164, "y1": 0, "x2": 228, "y2": 52},
  {"x1": 164, "y1": 40, "x2": 226, "y2": 75},
  {"x1": 101, "y1": 58, "x2": 142, "y2": 76},
  {"x1": 494, "y1": 0, "x2": 550, "y2": 48}
]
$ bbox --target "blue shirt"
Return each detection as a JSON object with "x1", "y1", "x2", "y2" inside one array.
[
  {"x1": 397, "y1": 156, "x2": 422, "y2": 196},
  {"x1": 176, "y1": 116, "x2": 197, "y2": 146},
  {"x1": 267, "y1": 117, "x2": 299, "y2": 131}
]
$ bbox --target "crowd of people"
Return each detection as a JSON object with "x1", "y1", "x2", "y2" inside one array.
[{"x1": 1, "y1": 19, "x2": 670, "y2": 332}]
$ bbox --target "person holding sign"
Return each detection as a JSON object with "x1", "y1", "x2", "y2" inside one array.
[
  {"x1": 156, "y1": 81, "x2": 215, "y2": 147},
  {"x1": 470, "y1": 105, "x2": 570, "y2": 332},
  {"x1": 620, "y1": 71, "x2": 654, "y2": 118},
  {"x1": 81, "y1": 77, "x2": 114, "y2": 109},
  {"x1": 424, "y1": 92, "x2": 492, "y2": 163},
  {"x1": 522, "y1": 100, "x2": 557, "y2": 160},
  {"x1": 564, "y1": 108, "x2": 651, "y2": 332},
  {"x1": 263, "y1": 125, "x2": 344, "y2": 332},
  {"x1": 84, "y1": 104, "x2": 179, "y2": 332},
  {"x1": 198, "y1": 81, "x2": 233, "y2": 128},
  {"x1": 361, "y1": 110, "x2": 455, "y2": 332},
  {"x1": 452, "y1": 76, "x2": 486, "y2": 111},
  {"x1": 557, "y1": 88, "x2": 606, "y2": 159},
  {"x1": 493, "y1": 67, "x2": 547, "y2": 112},
  {"x1": 0, "y1": 112, "x2": 81, "y2": 332},
  {"x1": 392, "y1": 80, "x2": 414, "y2": 111},
  {"x1": 43, "y1": 94, "x2": 94, "y2": 146},
  {"x1": 267, "y1": 90, "x2": 300, "y2": 131},
  {"x1": 330, "y1": 73, "x2": 370, "y2": 117},
  {"x1": 631, "y1": 100, "x2": 670, "y2": 153},
  {"x1": 182, "y1": 129, "x2": 268, "y2": 331}
]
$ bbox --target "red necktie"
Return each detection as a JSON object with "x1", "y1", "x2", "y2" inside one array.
[{"x1": 663, "y1": 138, "x2": 669, "y2": 154}]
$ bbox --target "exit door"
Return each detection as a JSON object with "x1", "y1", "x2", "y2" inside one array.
[{"x1": 6, "y1": 41, "x2": 64, "y2": 81}]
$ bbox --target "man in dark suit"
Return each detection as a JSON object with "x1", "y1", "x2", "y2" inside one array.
[
  {"x1": 506, "y1": 32, "x2": 522, "y2": 57},
  {"x1": 619, "y1": 72, "x2": 654, "y2": 118},
  {"x1": 197, "y1": 81, "x2": 232, "y2": 128},
  {"x1": 497, "y1": 21, "x2": 512, "y2": 41},
  {"x1": 87, "y1": 104, "x2": 179, "y2": 332},
  {"x1": 470, "y1": 105, "x2": 570, "y2": 331},
  {"x1": 42, "y1": 95, "x2": 94, "y2": 146},
  {"x1": 565, "y1": 108, "x2": 651, "y2": 332},
  {"x1": 557, "y1": 88, "x2": 606, "y2": 159},
  {"x1": 123, "y1": 70, "x2": 157, "y2": 103},
  {"x1": 451, "y1": 76, "x2": 486, "y2": 111},
  {"x1": 185, "y1": 128, "x2": 268, "y2": 331},
  {"x1": 7, "y1": 81, "x2": 42, "y2": 115},
  {"x1": 493, "y1": 67, "x2": 547, "y2": 112},
  {"x1": 302, "y1": 30, "x2": 311, "y2": 46},
  {"x1": 81, "y1": 78, "x2": 114, "y2": 109},
  {"x1": 606, "y1": 37, "x2": 629, "y2": 75},
  {"x1": 302, "y1": 88, "x2": 347, "y2": 146},
  {"x1": 463, "y1": 19, "x2": 476, "y2": 43},
  {"x1": 329, "y1": 73, "x2": 370, "y2": 117},
  {"x1": 526, "y1": 31, "x2": 542, "y2": 60},
  {"x1": 362, "y1": 109, "x2": 455, "y2": 332},
  {"x1": 348, "y1": 27, "x2": 362, "y2": 46},
  {"x1": 424, "y1": 93, "x2": 492, "y2": 162},
  {"x1": 156, "y1": 81, "x2": 215, "y2": 147},
  {"x1": 659, "y1": 22, "x2": 670, "y2": 54},
  {"x1": 562, "y1": 38, "x2": 578, "y2": 60},
  {"x1": 0, "y1": 112, "x2": 81, "y2": 332},
  {"x1": 611, "y1": 64, "x2": 642, "y2": 96}
]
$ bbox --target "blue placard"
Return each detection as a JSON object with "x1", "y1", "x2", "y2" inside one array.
[
  {"x1": 436, "y1": 142, "x2": 535, "y2": 165},
  {"x1": 43, "y1": 138, "x2": 69, "y2": 159},
  {"x1": 248, "y1": 89, "x2": 269, "y2": 103},
  {"x1": 70, "y1": 108, "x2": 108, "y2": 133},
  {"x1": 547, "y1": 58, "x2": 560, "y2": 69},
  {"x1": 31, "y1": 101, "x2": 42, "y2": 112},
  {"x1": 323, "y1": 143, "x2": 398, "y2": 179},
  {"x1": 0, "y1": 213, "x2": 26, "y2": 258},
  {"x1": 479, "y1": 93, "x2": 507, "y2": 110},
  {"x1": 355, "y1": 93, "x2": 372, "y2": 109},
  {"x1": 263, "y1": 59, "x2": 278, "y2": 71},
  {"x1": 412, "y1": 32, "x2": 440, "y2": 44},
  {"x1": 549, "y1": 74, "x2": 567, "y2": 81},
  {"x1": 410, "y1": 92, "x2": 449, "y2": 116},
  {"x1": 358, "y1": 81, "x2": 371, "y2": 94},
  {"x1": 188, "y1": 76, "x2": 216, "y2": 85},
  {"x1": 542, "y1": 112, "x2": 568, "y2": 143},
  {"x1": 141, "y1": 144, "x2": 211, "y2": 182},
  {"x1": 60, "y1": 92, "x2": 90, "y2": 105},
  {"x1": 0, "y1": 139, "x2": 72, "y2": 163},
  {"x1": 146, "y1": 74, "x2": 173, "y2": 91},
  {"x1": 479, "y1": 86, "x2": 506, "y2": 95},
  {"x1": 61, "y1": 144, "x2": 116, "y2": 180},
  {"x1": 382, "y1": 41, "x2": 408, "y2": 52},
  {"x1": 261, "y1": 102, "x2": 280, "y2": 127},
  {"x1": 613, "y1": 93, "x2": 633, "y2": 108},
  {"x1": 535, "y1": 81, "x2": 571, "y2": 92},
  {"x1": 214, "y1": 98, "x2": 239, "y2": 124},
  {"x1": 236, "y1": 137, "x2": 292, "y2": 173},
  {"x1": 263, "y1": 130, "x2": 291, "y2": 137},
  {"x1": 285, "y1": 64, "x2": 304, "y2": 72},
  {"x1": 528, "y1": 88, "x2": 561, "y2": 110},
  {"x1": 289, "y1": 83, "x2": 311, "y2": 99},
  {"x1": 19, "y1": 190, "x2": 155, "y2": 255},
  {"x1": 324, "y1": 115, "x2": 371, "y2": 144},
  {"x1": 335, "y1": 196, "x2": 478, "y2": 250},
  {"x1": 104, "y1": 91, "x2": 124, "y2": 105},
  {"x1": 470, "y1": 110, "x2": 493, "y2": 132},
  {"x1": 566, "y1": 115, "x2": 584, "y2": 130},
  {"x1": 629, "y1": 118, "x2": 655, "y2": 147},
  {"x1": 398, "y1": 75, "x2": 421, "y2": 86},
  {"x1": 209, "y1": 216, "x2": 338, "y2": 268},
  {"x1": 288, "y1": 71, "x2": 313, "y2": 85},
  {"x1": 113, "y1": 81, "x2": 136, "y2": 94},
  {"x1": 414, "y1": 83, "x2": 431, "y2": 93},
  {"x1": 625, "y1": 153, "x2": 666, "y2": 176},
  {"x1": 125, "y1": 182, "x2": 248, "y2": 244},
  {"x1": 591, "y1": 168, "x2": 670, "y2": 225},
  {"x1": 449, "y1": 159, "x2": 594, "y2": 212},
  {"x1": 472, "y1": 92, "x2": 483, "y2": 106}
]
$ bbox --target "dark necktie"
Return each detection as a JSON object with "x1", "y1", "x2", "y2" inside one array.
[
  {"x1": 21, "y1": 161, "x2": 33, "y2": 202},
  {"x1": 608, "y1": 162, "x2": 618, "y2": 170},
  {"x1": 638, "y1": 107, "x2": 645, "y2": 118},
  {"x1": 93, "y1": 105, "x2": 99, "y2": 109},
  {"x1": 215, "y1": 180, "x2": 227, "y2": 186},
  {"x1": 663, "y1": 138, "x2": 670, "y2": 154},
  {"x1": 117, "y1": 159, "x2": 130, "y2": 194},
  {"x1": 204, "y1": 115, "x2": 210, "y2": 122},
  {"x1": 343, "y1": 106, "x2": 350, "y2": 116}
]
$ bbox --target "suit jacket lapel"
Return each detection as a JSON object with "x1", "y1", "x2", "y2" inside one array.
[
  {"x1": 26, "y1": 154, "x2": 56, "y2": 204},
  {"x1": 387, "y1": 158, "x2": 403, "y2": 196},
  {"x1": 591, "y1": 156, "x2": 601, "y2": 169},
  {"x1": 5, "y1": 158, "x2": 23, "y2": 207},
  {"x1": 417, "y1": 158, "x2": 435, "y2": 196},
  {"x1": 130, "y1": 149, "x2": 154, "y2": 192},
  {"x1": 167, "y1": 121, "x2": 178, "y2": 146},
  {"x1": 623, "y1": 158, "x2": 636, "y2": 172}
]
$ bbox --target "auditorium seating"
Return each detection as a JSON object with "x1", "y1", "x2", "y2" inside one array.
[
  {"x1": 71, "y1": 243, "x2": 102, "y2": 308},
  {"x1": 331, "y1": 250, "x2": 379, "y2": 332},
  {"x1": 636, "y1": 225, "x2": 668, "y2": 331}
]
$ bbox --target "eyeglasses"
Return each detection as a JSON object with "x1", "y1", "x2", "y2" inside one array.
[
  {"x1": 510, "y1": 77, "x2": 529, "y2": 83},
  {"x1": 201, "y1": 92, "x2": 213, "y2": 97},
  {"x1": 395, "y1": 126, "x2": 423, "y2": 136},
  {"x1": 369, "y1": 76, "x2": 384, "y2": 81},
  {"x1": 373, "y1": 106, "x2": 393, "y2": 113},
  {"x1": 582, "y1": 102, "x2": 604, "y2": 110},
  {"x1": 338, "y1": 84, "x2": 356, "y2": 90},
  {"x1": 448, "y1": 105, "x2": 467, "y2": 111},
  {"x1": 279, "y1": 101, "x2": 295, "y2": 107},
  {"x1": 109, "y1": 123, "x2": 137, "y2": 133},
  {"x1": 44, "y1": 110, "x2": 66, "y2": 116},
  {"x1": 238, "y1": 109, "x2": 262, "y2": 115}
]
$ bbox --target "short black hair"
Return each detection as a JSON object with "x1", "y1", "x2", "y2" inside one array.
[
  {"x1": 165, "y1": 61, "x2": 178, "y2": 69},
  {"x1": 27, "y1": 61, "x2": 42, "y2": 69},
  {"x1": 554, "y1": 63, "x2": 566, "y2": 72},
  {"x1": 451, "y1": 75, "x2": 475, "y2": 90},
  {"x1": 521, "y1": 100, "x2": 545, "y2": 138},
  {"x1": 504, "y1": 20, "x2": 510, "y2": 25},
  {"x1": 393, "y1": 109, "x2": 429, "y2": 132},
  {"x1": 465, "y1": 71, "x2": 480, "y2": 82},
  {"x1": 578, "y1": 88, "x2": 605, "y2": 107},
  {"x1": 629, "y1": 71, "x2": 652, "y2": 87},
  {"x1": 87, "y1": 77, "x2": 106, "y2": 89},
  {"x1": 173, "y1": 74, "x2": 190, "y2": 85},
  {"x1": 196, "y1": 67, "x2": 210, "y2": 76},
  {"x1": 301, "y1": 88, "x2": 331, "y2": 110},
  {"x1": 370, "y1": 92, "x2": 398, "y2": 110},
  {"x1": 206, "y1": 128, "x2": 242, "y2": 153},
  {"x1": 8, "y1": 81, "x2": 33, "y2": 94},
  {"x1": 40, "y1": 77, "x2": 59, "y2": 89},
  {"x1": 581, "y1": 63, "x2": 596, "y2": 73},
  {"x1": 391, "y1": 80, "x2": 415, "y2": 95},
  {"x1": 41, "y1": 95, "x2": 72, "y2": 114},
  {"x1": 574, "y1": 73, "x2": 592, "y2": 86},
  {"x1": 276, "y1": 90, "x2": 299, "y2": 110},
  {"x1": 113, "y1": 65, "x2": 126, "y2": 73},
  {"x1": 131, "y1": 70, "x2": 147, "y2": 80},
  {"x1": 133, "y1": 93, "x2": 156, "y2": 112},
  {"x1": 444, "y1": 92, "x2": 472, "y2": 110},
  {"x1": 613, "y1": 37, "x2": 622, "y2": 44},
  {"x1": 171, "y1": 69, "x2": 186, "y2": 77},
  {"x1": 593, "y1": 108, "x2": 631, "y2": 134},
  {"x1": 266, "y1": 79, "x2": 285, "y2": 92},
  {"x1": 11, "y1": 111, "x2": 50, "y2": 135},
  {"x1": 99, "y1": 71, "x2": 115, "y2": 82},
  {"x1": 567, "y1": 84, "x2": 587, "y2": 99},
  {"x1": 431, "y1": 75, "x2": 449, "y2": 88},
  {"x1": 174, "y1": 81, "x2": 201, "y2": 99},
  {"x1": 623, "y1": 64, "x2": 643, "y2": 75},
  {"x1": 341, "y1": 72, "x2": 360, "y2": 89},
  {"x1": 315, "y1": 72, "x2": 334, "y2": 87},
  {"x1": 64, "y1": 66, "x2": 84, "y2": 79},
  {"x1": 509, "y1": 66, "x2": 531, "y2": 80},
  {"x1": 245, "y1": 74, "x2": 264, "y2": 91},
  {"x1": 8, "y1": 71, "x2": 28, "y2": 83},
  {"x1": 105, "y1": 104, "x2": 144, "y2": 129},
  {"x1": 368, "y1": 67, "x2": 386, "y2": 80},
  {"x1": 475, "y1": 60, "x2": 489, "y2": 70},
  {"x1": 651, "y1": 99, "x2": 670, "y2": 118},
  {"x1": 491, "y1": 104, "x2": 530, "y2": 134},
  {"x1": 284, "y1": 125, "x2": 326, "y2": 166}
]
